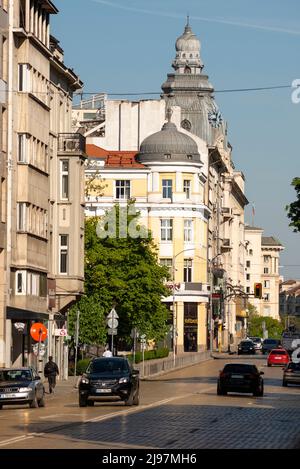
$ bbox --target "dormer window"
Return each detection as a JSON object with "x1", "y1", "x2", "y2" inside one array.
[
  {"x1": 164, "y1": 154, "x2": 171, "y2": 160},
  {"x1": 187, "y1": 155, "x2": 192, "y2": 160}
]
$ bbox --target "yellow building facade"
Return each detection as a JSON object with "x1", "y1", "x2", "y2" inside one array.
[{"x1": 86, "y1": 120, "x2": 210, "y2": 353}]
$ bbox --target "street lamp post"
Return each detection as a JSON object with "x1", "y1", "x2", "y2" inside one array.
[{"x1": 209, "y1": 254, "x2": 223, "y2": 355}]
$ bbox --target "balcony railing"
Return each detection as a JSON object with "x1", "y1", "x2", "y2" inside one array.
[{"x1": 58, "y1": 133, "x2": 86, "y2": 154}]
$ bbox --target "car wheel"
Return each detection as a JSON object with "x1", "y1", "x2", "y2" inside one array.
[
  {"x1": 87, "y1": 400, "x2": 95, "y2": 406},
  {"x1": 282, "y1": 380, "x2": 288, "y2": 387},
  {"x1": 38, "y1": 396, "x2": 45, "y2": 407},
  {"x1": 29, "y1": 393, "x2": 38, "y2": 408},
  {"x1": 125, "y1": 393, "x2": 134, "y2": 406},
  {"x1": 267, "y1": 363, "x2": 271, "y2": 367},
  {"x1": 133, "y1": 390, "x2": 140, "y2": 406},
  {"x1": 79, "y1": 395, "x2": 88, "y2": 407},
  {"x1": 217, "y1": 385, "x2": 227, "y2": 396}
]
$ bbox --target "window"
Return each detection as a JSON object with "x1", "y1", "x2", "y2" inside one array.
[
  {"x1": 264, "y1": 255, "x2": 270, "y2": 263},
  {"x1": 249, "y1": 249, "x2": 253, "y2": 255},
  {"x1": 184, "y1": 259, "x2": 192, "y2": 282},
  {"x1": 115, "y1": 180, "x2": 130, "y2": 200},
  {"x1": 27, "y1": 272, "x2": 39, "y2": 296},
  {"x1": 246, "y1": 273, "x2": 250, "y2": 281},
  {"x1": 160, "y1": 259, "x2": 173, "y2": 276},
  {"x1": 184, "y1": 219, "x2": 193, "y2": 242},
  {"x1": 264, "y1": 293, "x2": 270, "y2": 301},
  {"x1": 164, "y1": 154, "x2": 171, "y2": 160},
  {"x1": 246, "y1": 260, "x2": 251, "y2": 268},
  {"x1": 161, "y1": 219, "x2": 173, "y2": 241},
  {"x1": 183, "y1": 179, "x2": 191, "y2": 199},
  {"x1": 162, "y1": 179, "x2": 172, "y2": 199},
  {"x1": 246, "y1": 287, "x2": 250, "y2": 294},
  {"x1": 60, "y1": 160, "x2": 69, "y2": 200},
  {"x1": 18, "y1": 63, "x2": 31, "y2": 92},
  {"x1": 264, "y1": 280, "x2": 270, "y2": 288},
  {"x1": 15, "y1": 271, "x2": 26, "y2": 295},
  {"x1": 59, "y1": 235, "x2": 68, "y2": 274},
  {"x1": 264, "y1": 267, "x2": 269, "y2": 274},
  {"x1": 17, "y1": 133, "x2": 28, "y2": 163},
  {"x1": 17, "y1": 202, "x2": 27, "y2": 231}
]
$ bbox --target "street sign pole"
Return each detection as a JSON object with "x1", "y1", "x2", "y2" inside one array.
[{"x1": 111, "y1": 309, "x2": 114, "y2": 356}]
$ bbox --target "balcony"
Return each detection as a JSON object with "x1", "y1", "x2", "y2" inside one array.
[{"x1": 58, "y1": 133, "x2": 86, "y2": 155}]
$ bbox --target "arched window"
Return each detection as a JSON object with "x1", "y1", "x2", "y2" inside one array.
[
  {"x1": 184, "y1": 66, "x2": 191, "y2": 74},
  {"x1": 181, "y1": 119, "x2": 192, "y2": 131}
]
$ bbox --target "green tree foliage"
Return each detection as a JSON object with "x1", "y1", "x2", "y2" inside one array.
[
  {"x1": 286, "y1": 177, "x2": 300, "y2": 233},
  {"x1": 248, "y1": 315, "x2": 284, "y2": 339},
  {"x1": 70, "y1": 203, "x2": 170, "y2": 347},
  {"x1": 68, "y1": 296, "x2": 107, "y2": 346}
]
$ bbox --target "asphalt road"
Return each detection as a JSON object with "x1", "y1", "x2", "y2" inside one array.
[{"x1": 0, "y1": 355, "x2": 299, "y2": 449}]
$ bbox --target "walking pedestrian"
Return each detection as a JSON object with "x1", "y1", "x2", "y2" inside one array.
[{"x1": 44, "y1": 356, "x2": 59, "y2": 394}]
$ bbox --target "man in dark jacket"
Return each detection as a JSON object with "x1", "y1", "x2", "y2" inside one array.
[{"x1": 44, "y1": 356, "x2": 59, "y2": 394}]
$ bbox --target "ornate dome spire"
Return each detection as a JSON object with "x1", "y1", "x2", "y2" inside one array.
[{"x1": 173, "y1": 20, "x2": 203, "y2": 74}]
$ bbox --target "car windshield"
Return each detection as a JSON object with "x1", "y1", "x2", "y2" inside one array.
[
  {"x1": 0, "y1": 369, "x2": 32, "y2": 381},
  {"x1": 88, "y1": 359, "x2": 128, "y2": 374},
  {"x1": 252, "y1": 338, "x2": 261, "y2": 343},
  {"x1": 264, "y1": 340, "x2": 278, "y2": 344},
  {"x1": 270, "y1": 350, "x2": 286, "y2": 355},
  {"x1": 223, "y1": 364, "x2": 257, "y2": 374},
  {"x1": 241, "y1": 341, "x2": 253, "y2": 345}
]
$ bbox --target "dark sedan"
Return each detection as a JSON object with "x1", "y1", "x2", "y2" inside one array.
[
  {"x1": 79, "y1": 357, "x2": 140, "y2": 407},
  {"x1": 238, "y1": 339, "x2": 255, "y2": 355},
  {"x1": 217, "y1": 363, "x2": 264, "y2": 396},
  {"x1": 0, "y1": 367, "x2": 45, "y2": 409},
  {"x1": 262, "y1": 338, "x2": 281, "y2": 355},
  {"x1": 282, "y1": 362, "x2": 300, "y2": 387}
]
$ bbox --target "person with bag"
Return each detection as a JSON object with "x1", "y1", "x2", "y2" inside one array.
[{"x1": 44, "y1": 356, "x2": 59, "y2": 394}]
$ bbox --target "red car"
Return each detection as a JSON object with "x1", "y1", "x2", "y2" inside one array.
[{"x1": 267, "y1": 348, "x2": 290, "y2": 367}]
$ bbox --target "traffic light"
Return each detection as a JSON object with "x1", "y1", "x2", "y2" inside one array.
[{"x1": 254, "y1": 282, "x2": 262, "y2": 299}]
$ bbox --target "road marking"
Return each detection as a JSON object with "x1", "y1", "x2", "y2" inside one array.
[
  {"x1": 0, "y1": 435, "x2": 34, "y2": 447},
  {"x1": 39, "y1": 413, "x2": 82, "y2": 420},
  {"x1": 86, "y1": 387, "x2": 214, "y2": 423}
]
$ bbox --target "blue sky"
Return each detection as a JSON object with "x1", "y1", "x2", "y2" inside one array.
[{"x1": 52, "y1": 0, "x2": 300, "y2": 279}]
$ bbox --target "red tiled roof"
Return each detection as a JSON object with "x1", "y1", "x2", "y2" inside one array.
[{"x1": 86, "y1": 144, "x2": 145, "y2": 168}]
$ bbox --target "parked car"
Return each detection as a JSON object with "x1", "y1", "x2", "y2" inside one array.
[
  {"x1": 238, "y1": 339, "x2": 255, "y2": 355},
  {"x1": 267, "y1": 348, "x2": 290, "y2": 367},
  {"x1": 262, "y1": 338, "x2": 281, "y2": 355},
  {"x1": 217, "y1": 363, "x2": 264, "y2": 396},
  {"x1": 282, "y1": 362, "x2": 300, "y2": 386},
  {"x1": 0, "y1": 367, "x2": 45, "y2": 409},
  {"x1": 248, "y1": 337, "x2": 262, "y2": 351},
  {"x1": 78, "y1": 357, "x2": 140, "y2": 407}
]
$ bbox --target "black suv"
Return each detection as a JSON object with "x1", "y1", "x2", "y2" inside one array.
[
  {"x1": 79, "y1": 357, "x2": 139, "y2": 407},
  {"x1": 238, "y1": 339, "x2": 255, "y2": 355}
]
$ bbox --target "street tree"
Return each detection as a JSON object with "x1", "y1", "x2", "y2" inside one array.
[
  {"x1": 68, "y1": 296, "x2": 107, "y2": 346},
  {"x1": 286, "y1": 177, "x2": 300, "y2": 233},
  {"x1": 248, "y1": 314, "x2": 284, "y2": 339},
  {"x1": 77, "y1": 202, "x2": 170, "y2": 346}
]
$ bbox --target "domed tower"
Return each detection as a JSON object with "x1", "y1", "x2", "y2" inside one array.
[
  {"x1": 173, "y1": 17, "x2": 203, "y2": 75},
  {"x1": 161, "y1": 19, "x2": 226, "y2": 146}
]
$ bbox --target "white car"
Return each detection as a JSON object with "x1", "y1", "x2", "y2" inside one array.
[{"x1": 248, "y1": 337, "x2": 262, "y2": 351}]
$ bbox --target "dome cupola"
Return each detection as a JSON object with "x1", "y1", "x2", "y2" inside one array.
[
  {"x1": 137, "y1": 111, "x2": 200, "y2": 165},
  {"x1": 173, "y1": 18, "x2": 203, "y2": 74}
]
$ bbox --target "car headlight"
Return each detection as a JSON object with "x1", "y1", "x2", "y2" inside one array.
[
  {"x1": 119, "y1": 377, "x2": 129, "y2": 384},
  {"x1": 19, "y1": 387, "x2": 31, "y2": 392},
  {"x1": 81, "y1": 377, "x2": 89, "y2": 385}
]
